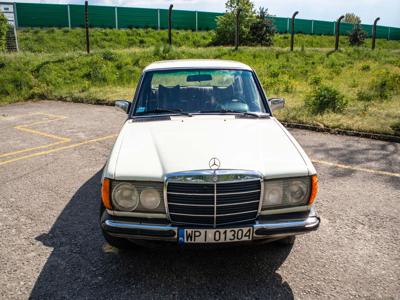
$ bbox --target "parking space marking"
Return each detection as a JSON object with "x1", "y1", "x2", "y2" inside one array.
[
  {"x1": 0, "y1": 112, "x2": 71, "y2": 158},
  {"x1": 0, "y1": 134, "x2": 117, "y2": 166},
  {"x1": 312, "y1": 159, "x2": 400, "y2": 178}
]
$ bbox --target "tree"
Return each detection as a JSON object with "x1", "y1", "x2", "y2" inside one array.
[
  {"x1": 0, "y1": 12, "x2": 10, "y2": 51},
  {"x1": 214, "y1": 0, "x2": 255, "y2": 45},
  {"x1": 349, "y1": 24, "x2": 367, "y2": 46},
  {"x1": 248, "y1": 7, "x2": 275, "y2": 46},
  {"x1": 343, "y1": 13, "x2": 361, "y2": 24}
]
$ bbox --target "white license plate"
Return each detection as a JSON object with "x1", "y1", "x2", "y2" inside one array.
[{"x1": 183, "y1": 227, "x2": 253, "y2": 243}]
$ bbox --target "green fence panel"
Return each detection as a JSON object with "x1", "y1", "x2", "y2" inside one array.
[
  {"x1": 375, "y1": 25, "x2": 388, "y2": 39},
  {"x1": 389, "y1": 27, "x2": 400, "y2": 40},
  {"x1": 118, "y1": 7, "x2": 158, "y2": 29},
  {"x1": 198, "y1": 12, "x2": 222, "y2": 30},
  {"x1": 14, "y1": 3, "x2": 400, "y2": 40},
  {"x1": 313, "y1": 20, "x2": 334, "y2": 35},
  {"x1": 70, "y1": 5, "x2": 115, "y2": 28},
  {"x1": 160, "y1": 9, "x2": 196, "y2": 30},
  {"x1": 339, "y1": 23, "x2": 354, "y2": 35},
  {"x1": 271, "y1": 17, "x2": 288, "y2": 33},
  {"x1": 16, "y1": 3, "x2": 68, "y2": 27},
  {"x1": 360, "y1": 24, "x2": 373, "y2": 37},
  {"x1": 290, "y1": 18, "x2": 313, "y2": 34}
]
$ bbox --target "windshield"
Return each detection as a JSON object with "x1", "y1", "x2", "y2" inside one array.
[{"x1": 134, "y1": 69, "x2": 266, "y2": 115}]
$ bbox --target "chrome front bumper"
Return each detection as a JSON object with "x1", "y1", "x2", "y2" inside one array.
[{"x1": 101, "y1": 208, "x2": 320, "y2": 242}]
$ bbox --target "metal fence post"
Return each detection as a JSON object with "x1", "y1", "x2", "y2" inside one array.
[
  {"x1": 157, "y1": 9, "x2": 160, "y2": 30},
  {"x1": 85, "y1": 0, "x2": 90, "y2": 54},
  {"x1": 335, "y1": 15, "x2": 344, "y2": 51},
  {"x1": 311, "y1": 20, "x2": 314, "y2": 34},
  {"x1": 115, "y1": 7, "x2": 118, "y2": 29},
  {"x1": 387, "y1": 27, "x2": 391, "y2": 40},
  {"x1": 67, "y1": 4, "x2": 71, "y2": 29},
  {"x1": 235, "y1": 8, "x2": 241, "y2": 50},
  {"x1": 168, "y1": 4, "x2": 173, "y2": 45},
  {"x1": 290, "y1": 11, "x2": 299, "y2": 51},
  {"x1": 13, "y1": 2, "x2": 18, "y2": 29},
  {"x1": 372, "y1": 17, "x2": 380, "y2": 50},
  {"x1": 12, "y1": 24, "x2": 19, "y2": 52},
  {"x1": 195, "y1": 11, "x2": 198, "y2": 31},
  {"x1": 286, "y1": 18, "x2": 289, "y2": 32}
]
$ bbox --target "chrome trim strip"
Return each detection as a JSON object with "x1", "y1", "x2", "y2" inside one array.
[
  {"x1": 107, "y1": 210, "x2": 167, "y2": 218},
  {"x1": 105, "y1": 220, "x2": 176, "y2": 231},
  {"x1": 257, "y1": 178, "x2": 264, "y2": 216},
  {"x1": 259, "y1": 205, "x2": 310, "y2": 215},
  {"x1": 167, "y1": 189, "x2": 261, "y2": 196},
  {"x1": 168, "y1": 200, "x2": 260, "y2": 207},
  {"x1": 166, "y1": 169, "x2": 263, "y2": 183},
  {"x1": 167, "y1": 178, "x2": 262, "y2": 184},
  {"x1": 253, "y1": 216, "x2": 319, "y2": 234},
  {"x1": 169, "y1": 210, "x2": 258, "y2": 217},
  {"x1": 104, "y1": 220, "x2": 177, "y2": 241},
  {"x1": 213, "y1": 179, "x2": 217, "y2": 228},
  {"x1": 163, "y1": 180, "x2": 171, "y2": 221}
]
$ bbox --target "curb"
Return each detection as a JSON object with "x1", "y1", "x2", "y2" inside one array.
[{"x1": 282, "y1": 122, "x2": 400, "y2": 143}]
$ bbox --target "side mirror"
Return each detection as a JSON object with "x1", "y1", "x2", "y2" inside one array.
[
  {"x1": 268, "y1": 98, "x2": 285, "y2": 112},
  {"x1": 115, "y1": 100, "x2": 131, "y2": 113}
]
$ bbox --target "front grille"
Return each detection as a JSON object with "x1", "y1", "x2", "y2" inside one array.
[{"x1": 166, "y1": 178, "x2": 261, "y2": 227}]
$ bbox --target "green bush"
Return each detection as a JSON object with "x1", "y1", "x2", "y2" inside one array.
[
  {"x1": 214, "y1": 0, "x2": 255, "y2": 45},
  {"x1": 305, "y1": 85, "x2": 347, "y2": 114},
  {"x1": 369, "y1": 72, "x2": 400, "y2": 99},
  {"x1": 248, "y1": 8, "x2": 275, "y2": 46},
  {"x1": 0, "y1": 12, "x2": 9, "y2": 51},
  {"x1": 214, "y1": 0, "x2": 275, "y2": 46},
  {"x1": 349, "y1": 24, "x2": 367, "y2": 46}
]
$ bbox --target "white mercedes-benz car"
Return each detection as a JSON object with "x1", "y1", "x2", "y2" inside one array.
[{"x1": 100, "y1": 59, "x2": 319, "y2": 248}]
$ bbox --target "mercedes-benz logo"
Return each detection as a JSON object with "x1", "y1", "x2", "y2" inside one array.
[{"x1": 209, "y1": 157, "x2": 221, "y2": 170}]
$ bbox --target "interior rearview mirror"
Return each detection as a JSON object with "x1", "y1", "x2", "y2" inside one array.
[
  {"x1": 115, "y1": 100, "x2": 131, "y2": 113},
  {"x1": 268, "y1": 98, "x2": 285, "y2": 112},
  {"x1": 187, "y1": 74, "x2": 212, "y2": 82}
]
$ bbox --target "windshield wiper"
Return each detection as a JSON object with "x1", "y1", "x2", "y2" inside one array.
[
  {"x1": 137, "y1": 109, "x2": 192, "y2": 116},
  {"x1": 198, "y1": 110, "x2": 268, "y2": 118}
]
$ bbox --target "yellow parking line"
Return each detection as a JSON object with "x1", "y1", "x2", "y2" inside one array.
[
  {"x1": 312, "y1": 159, "x2": 400, "y2": 178},
  {"x1": 15, "y1": 126, "x2": 70, "y2": 141},
  {"x1": 0, "y1": 134, "x2": 117, "y2": 166},
  {"x1": 0, "y1": 112, "x2": 70, "y2": 158},
  {"x1": 0, "y1": 141, "x2": 66, "y2": 158}
]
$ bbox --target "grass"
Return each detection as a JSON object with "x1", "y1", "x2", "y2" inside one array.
[
  {"x1": 1, "y1": 28, "x2": 400, "y2": 136},
  {"x1": 17, "y1": 28, "x2": 400, "y2": 53}
]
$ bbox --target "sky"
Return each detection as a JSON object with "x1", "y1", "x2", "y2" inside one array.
[{"x1": 6, "y1": 0, "x2": 400, "y2": 27}]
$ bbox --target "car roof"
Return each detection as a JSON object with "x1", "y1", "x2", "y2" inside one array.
[{"x1": 143, "y1": 59, "x2": 253, "y2": 72}]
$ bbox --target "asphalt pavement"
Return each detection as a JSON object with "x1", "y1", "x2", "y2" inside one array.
[{"x1": 0, "y1": 101, "x2": 399, "y2": 299}]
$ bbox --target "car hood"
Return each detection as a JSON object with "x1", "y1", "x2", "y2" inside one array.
[{"x1": 105, "y1": 115, "x2": 313, "y2": 181}]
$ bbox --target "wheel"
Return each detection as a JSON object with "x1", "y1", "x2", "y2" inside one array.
[
  {"x1": 99, "y1": 202, "x2": 132, "y2": 249},
  {"x1": 276, "y1": 236, "x2": 296, "y2": 246}
]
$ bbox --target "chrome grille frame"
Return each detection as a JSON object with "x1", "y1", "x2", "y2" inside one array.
[{"x1": 164, "y1": 170, "x2": 264, "y2": 228}]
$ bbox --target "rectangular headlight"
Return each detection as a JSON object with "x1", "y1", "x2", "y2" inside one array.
[
  {"x1": 262, "y1": 177, "x2": 311, "y2": 210},
  {"x1": 111, "y1": 180, "x2": 166, "y2": 213}
]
